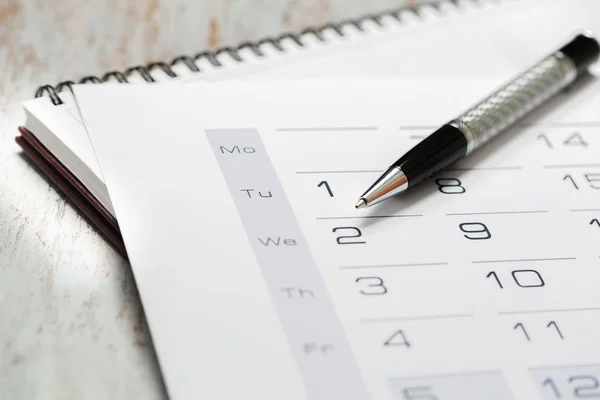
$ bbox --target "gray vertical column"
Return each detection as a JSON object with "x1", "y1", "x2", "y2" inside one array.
[{"x1": 205, "y1": 128, "x2": 369, "y2": 400}]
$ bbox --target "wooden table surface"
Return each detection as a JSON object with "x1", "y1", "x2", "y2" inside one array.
[{"x1": 0, "y1": 0, "x2": 429, "y2": 398}]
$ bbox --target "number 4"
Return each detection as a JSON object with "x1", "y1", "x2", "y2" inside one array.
[{"x1": 384, "y1": 330, "x2": 411, "y2": 348}]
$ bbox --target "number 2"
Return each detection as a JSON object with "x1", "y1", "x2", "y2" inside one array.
[
  {"x1": 571, "y1": 375, "x2": 600, "y2": 398},
  {"x1": 333, "y1": 227, "x2": 365, "y2": 244}
]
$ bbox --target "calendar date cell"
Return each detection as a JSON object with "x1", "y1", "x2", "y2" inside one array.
[
  {"x1": 531, "y1": 364, "x2": 600, "y2": 399},
  {"x1": 388, "y1": 371, "x2": 514, "y2": 400}
]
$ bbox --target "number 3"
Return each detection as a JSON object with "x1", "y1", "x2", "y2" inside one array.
[{"x1": 356, "y1": 277, "x2": 387, "y2": 295}]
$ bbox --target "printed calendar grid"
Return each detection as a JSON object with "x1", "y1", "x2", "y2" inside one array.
[
  {"x1": 268, "y1": 120, "x2": 599, "y2": 400},
  {"x1": 204, "y1": 118, "x2": 599, "y2": 400}
]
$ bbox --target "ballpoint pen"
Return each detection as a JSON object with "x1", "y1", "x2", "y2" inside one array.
[{"x1": 355, "y1": 31, "x2": 600, "y2": 209}]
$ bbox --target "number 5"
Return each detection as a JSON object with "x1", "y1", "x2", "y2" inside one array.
[{"x1": 403, "y1": 386, "x2": 439, "y2": 400}]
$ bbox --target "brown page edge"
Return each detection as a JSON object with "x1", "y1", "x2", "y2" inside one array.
[{"x1": 15, "y1": 127, "x2": 128, "y2": 258}]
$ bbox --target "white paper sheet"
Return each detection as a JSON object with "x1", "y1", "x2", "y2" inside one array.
[{"x1": 73, "y1": 77, "x2": 600, "y2": 400}]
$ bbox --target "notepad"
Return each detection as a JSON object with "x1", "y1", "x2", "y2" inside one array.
[
  {"x1": 18, "y1": 0, "x2": 600, "y2": 255},
  {"x1": 72, "y1": 76, "x2": 600, "y2": 400}
]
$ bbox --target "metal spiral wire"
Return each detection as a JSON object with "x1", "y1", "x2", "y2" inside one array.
[
  {"x1": 34, "y1": 0, "x2": 464, "y2": 106},
  {"x1": 451, "y1": 52, "x2": 577, "y2": 154}
]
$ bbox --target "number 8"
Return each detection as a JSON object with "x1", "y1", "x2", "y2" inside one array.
[{"x1": 435, "y1": 178, "x2": 466, "y2": 194}]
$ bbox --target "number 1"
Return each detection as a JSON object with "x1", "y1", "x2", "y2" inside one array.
[
  {"x1": 542, "y1": 378, "x2": 561, "y2": 398},
  {"x1": 547, "y1": 321, "x2": 564, "y2": 339},
  {"x1": 563, "y1": 174, "x2": 579, "y2": 189},
  {"x1": 514, "y1": 322, "x2": 531, "y2": 341},
  {"x1": 486, "y1": 271, "x2": 503, "y2": 288},
  {"x1": 318, "y1": 181, "x2": 334, "y2": 197}
]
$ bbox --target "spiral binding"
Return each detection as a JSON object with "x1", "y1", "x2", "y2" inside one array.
[{"x1": 34, "y1": 0, "x2": 464, "y2": 106}]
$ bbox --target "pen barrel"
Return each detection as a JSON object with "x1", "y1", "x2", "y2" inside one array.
[{"x1": 450, "y1": 51, "x2": 577, "y2": 155}]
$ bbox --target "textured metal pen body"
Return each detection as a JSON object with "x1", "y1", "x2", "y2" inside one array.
[{"x1": 450, "y1": 52, "x2": 577, "y2": 155}]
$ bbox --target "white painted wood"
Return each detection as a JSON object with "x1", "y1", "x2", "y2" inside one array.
[{"x1": 0, "y1": 1, "x2": 427, "y2": 398}]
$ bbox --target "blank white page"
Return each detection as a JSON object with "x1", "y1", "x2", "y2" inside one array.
[{"x1": 73, "y1": 76, "x2": 600, "y2": 400}]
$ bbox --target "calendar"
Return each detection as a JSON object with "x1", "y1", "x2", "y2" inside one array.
[{"x1": 73, "y1": 77, "x2": 600, "y2": 400}]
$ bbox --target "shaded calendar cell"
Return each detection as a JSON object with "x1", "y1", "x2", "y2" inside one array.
[
  {"x1": 530, "y1": 364, "x2": 600, "y2": 399},
  {"x1": 388, "y1": 370, "x2": 514, "y2": 400}
]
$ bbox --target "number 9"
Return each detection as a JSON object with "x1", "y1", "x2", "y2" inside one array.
[{"x1": 459, "y1": 222, "x2": 491, "y2": 240}]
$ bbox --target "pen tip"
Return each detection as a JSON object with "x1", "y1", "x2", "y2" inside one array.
[{"x1": 355, "y1": 198, "x2": 367, "y2": 209}]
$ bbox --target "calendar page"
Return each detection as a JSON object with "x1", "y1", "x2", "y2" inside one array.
[{"x1": 73, "y1": 76, "x2": 600, "y2": 400}]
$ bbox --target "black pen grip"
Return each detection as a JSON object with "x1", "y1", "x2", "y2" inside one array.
[{"x1": 394, "y1": 124, "x2": 467, "y2": 187}]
